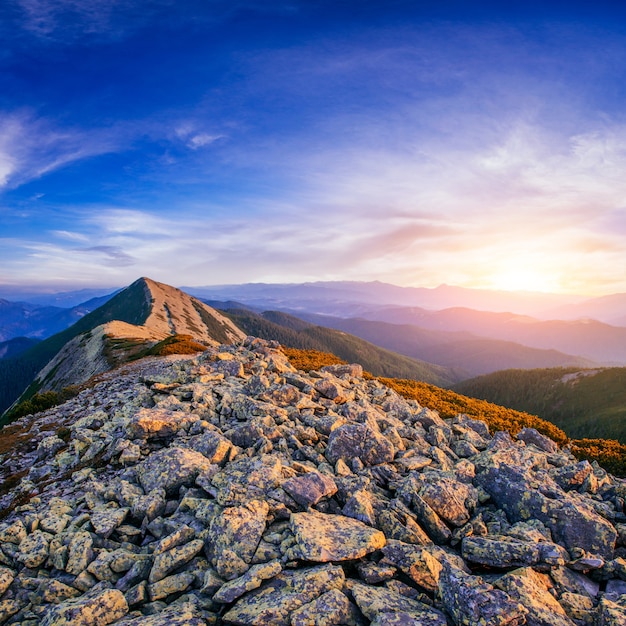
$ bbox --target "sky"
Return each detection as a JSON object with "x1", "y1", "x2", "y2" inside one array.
[{"x1": 2, "y1": 1, "x2": 626, "y2": 295}]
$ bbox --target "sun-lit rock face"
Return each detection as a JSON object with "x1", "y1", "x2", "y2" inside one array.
[{"x1": 0, "y1": 337, "x2": 625, "y2": 625}]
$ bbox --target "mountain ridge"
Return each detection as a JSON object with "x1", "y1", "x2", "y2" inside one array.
[{"x1": 1, "y1": 278, "x2": 245, "y2": 416}]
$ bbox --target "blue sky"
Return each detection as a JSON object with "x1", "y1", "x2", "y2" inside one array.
[{"x1": 2, "y1": 1, "x2": 626, "y2": 294}]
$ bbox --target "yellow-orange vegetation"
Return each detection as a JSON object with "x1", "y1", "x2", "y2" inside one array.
[
  {"x1": 379, "y1": 377, "x2": 568, "y2": 445},
  {"x1": 281, "y1": 347, "x2": 347, "y2": 371},
  {"x1": 145, "y1": 334, "x2": 207, "y2": 356}
]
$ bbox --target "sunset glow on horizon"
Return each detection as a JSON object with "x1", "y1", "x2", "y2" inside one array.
[{"x1": 2, "y1": 2, "x2": 626, "y2": 296}]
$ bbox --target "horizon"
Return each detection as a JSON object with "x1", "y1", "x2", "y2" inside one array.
[
  {"x1": 0, "y1": 275, "x2": 603, "y2": 302},
  {"x1": 3, "y1": 2, "x2": 626, "y2": 295}
]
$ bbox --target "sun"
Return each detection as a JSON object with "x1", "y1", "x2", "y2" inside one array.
[{"x1": 488, "y1": 269, "x2": 560, "y2": 293}]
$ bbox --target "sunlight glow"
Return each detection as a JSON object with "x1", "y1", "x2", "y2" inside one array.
[{"x1": 488, "y1": 268, "x2": 562, "y2": 293}]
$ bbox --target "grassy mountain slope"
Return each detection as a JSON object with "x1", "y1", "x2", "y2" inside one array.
[
  {"x1": 293, "y1": 313, "x2": 594, "y2": 378},
  {"x1": 453, "y1": 367, "x2": 626, "y2": 443},
  {"x1": 223, "y1": 309, "x2": 458, "y2": 386}
]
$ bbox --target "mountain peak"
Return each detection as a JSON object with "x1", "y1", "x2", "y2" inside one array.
[{"x1": 14, "y1": 277, "x2": 246, "y2": 399}]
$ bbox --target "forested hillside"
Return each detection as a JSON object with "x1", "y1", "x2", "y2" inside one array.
[{"x1": 454, "y1": 367, "x2": 626, "y2": 443}]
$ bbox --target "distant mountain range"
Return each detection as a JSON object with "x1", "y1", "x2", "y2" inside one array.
[
  {"x1": 0, "y1": 296, "x2": 113, "y2": 342},
  {"x1": 278, "y1": 312, "x2": 595, "y2": 378}
]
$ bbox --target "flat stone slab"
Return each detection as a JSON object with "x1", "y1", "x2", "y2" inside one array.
[{"x1": 290, "y1": 511, "x2": 386, "y2": 562}]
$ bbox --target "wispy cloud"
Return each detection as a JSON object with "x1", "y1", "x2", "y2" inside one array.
[{"x1": 0, "y1": 110, "x2": 129, "y2": 189}]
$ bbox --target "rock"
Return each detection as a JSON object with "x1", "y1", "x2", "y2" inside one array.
[
  {"x1": 290, "y1": 510, "x2": 386, "y2": 562},
  {"x1": 2, "y1": 336, "x2": 625, "y2": 626},
  {"x1": 208, "y1": 500, "x2": 269, "y2": 579},
  {"x1": 148, "y1": 571, "x2": 195, "y2": 601},
  {"x1": 40, "y1": 585, "x2": 129, "y2": 626},
  {"x1": 475, "y1": 447, "x2": 617, "y2": 559},
  {"x1": 136, "y1": 446, "x2": 213, "y2": 495},
  {"x1": 0, "y1": 567, "x2": 14, "y2": 598},
  {"x1": 320, "y1": 363, "x2": 363, "y2": 378},
  {"x1": 349, "y1": 580, "x2": 447, "y2": 624},
  {"x1": 438, "y1": 562, "x2": 527, "y2": 626},
  {"x1": 0, "y1": 600, "x2": 19, "y2": 624},
  {"x1": 211, "y1": 455, "x2": 282, "y2": 506},
  {"x1": 213, "y1": 560, "x2": 282, "y2": 603},
  {"x1": 462, "y1": 536, "x2": 543, "y2": 568},
  {"x1": 38, "y1": 579, "x2": 81, "y2": 603},
  {"x1": 326, "y1": 423, "x2": 394, "y2": 467},
  {"x1": 149, "y1": 539, "x2": 204, "y2": 583},
  {"x1": 126, "y1": 408, "x2": 197, "y2": 440},
  {"x1": 66, "y1": 531, "x2": 95, "y2": 575},
  {"x1": 282, "y1": 470, "x2": 338, "y2": 508},
  {"x1": 131, "y1": 488, "x2": 166, "y2": 522},
  {"x1": 90, "y1": 506, "x2": 129, "y2": 538},
  {"x1": 290, "y1": 588, "x2": 354, "y2": 626},
  {"x1": 18, "y1": 530, "x2": 50, "y2": 568},
  {"x1": 0, "y1": 520, "x2": 27, "y2": 545},
  {"x1": 416, "y1": 470, "x2": 476, "y2": 527},
  {"x1": 223, "y1": 564, "x2": 345, "y2": 626},
  {"x1": 517, "y1": 428, "x2": 558, "y2": 453},
  {"x1": 559, "y1": 592, "x2": 595, "y2": 624},
  {"x1": 152, "y1": 524, "x2": 195, "y2": 554},
  {"x1": 185, "y1": 430, "x2": 235, "y2": 464},
  {"x1": 496, "y1": 567, "x2": 576, "y2": 626},
  {"x1": 409, "y1": 493, "x2": 451, "y2": 544},
  {"x1": 596, "y1": 595, "x2": 626, "y2": 625}
]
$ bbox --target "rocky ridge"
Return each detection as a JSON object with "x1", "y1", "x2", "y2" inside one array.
[{"x1": 0, "y1": 338, "x2": 625, "y2": 625}]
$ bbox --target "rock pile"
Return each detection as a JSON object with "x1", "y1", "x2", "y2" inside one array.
[{"x1": 0, "y1": 337, "x2": 625, "y2": 625}]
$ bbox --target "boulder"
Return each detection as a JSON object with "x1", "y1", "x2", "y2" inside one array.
[
  {"x1": 136, "y1": 446, "x2": 213, "y2": 495},
  {"x1": 496, "y1": 567, "x2": 576, "y2": 626},
  {"x1": 222, "y1": 564, "x2": 345, "y2": 626},
  {"x1": 438, "y1": 562, "x2": 527, "y2": 626},
  {"x1": 290, "y1": 510, "x2": 386, "y2": 562},
  {"x1": 282, "y1": 470, "x2": 338, "y2": 508},
  {"x1": 40, "y1": 585, "x2": 128, "y2": 626},
  {"x1": 326, "y1": 422, "x2": 394, "y2": 466}
]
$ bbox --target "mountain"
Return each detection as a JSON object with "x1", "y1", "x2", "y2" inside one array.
[
  {"x1": 0, "y1": 337, "x2": 41, "y2": 359},
  {"x1": 544, "y1": 292, "x2": 626, "y2": 325},
  {"x1": 0, "y1": 293, "x2": 118, "y2": 342},
  {"x1": 222, "y1": 308, "x2": 457, "y2": 387},
  {"x1": 0, "y1": 278, "x2": 244, "y2": 417},
  {"x1": 286, "y1": 313, "x2": 596, "y2": 378},
  {"x1": 184, "y1": 280, "x2": 586, "y2": 317},
  {"x1": 1, "y1": 339, "x2": 624, "y2": 625},
  {"x1": 356, "y1": 306, "x2": 626, "y2": 365},
  {"x1": 0, "y1": 286, "x2": 121, "y2": 307},
  {"x1": 454, "y1": 367, "x2": 626, "y2": 443}
]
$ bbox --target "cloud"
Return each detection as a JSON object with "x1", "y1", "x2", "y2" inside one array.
[
  {"x1": 0, "y1": 110, "x2": 138, "y2": 190},
  {"x1": 12, "y1": 0, "x2": 175, "y2": 40},
  {"x1": 81, "y1": 245, "x2": 135, "y2": 267}
]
